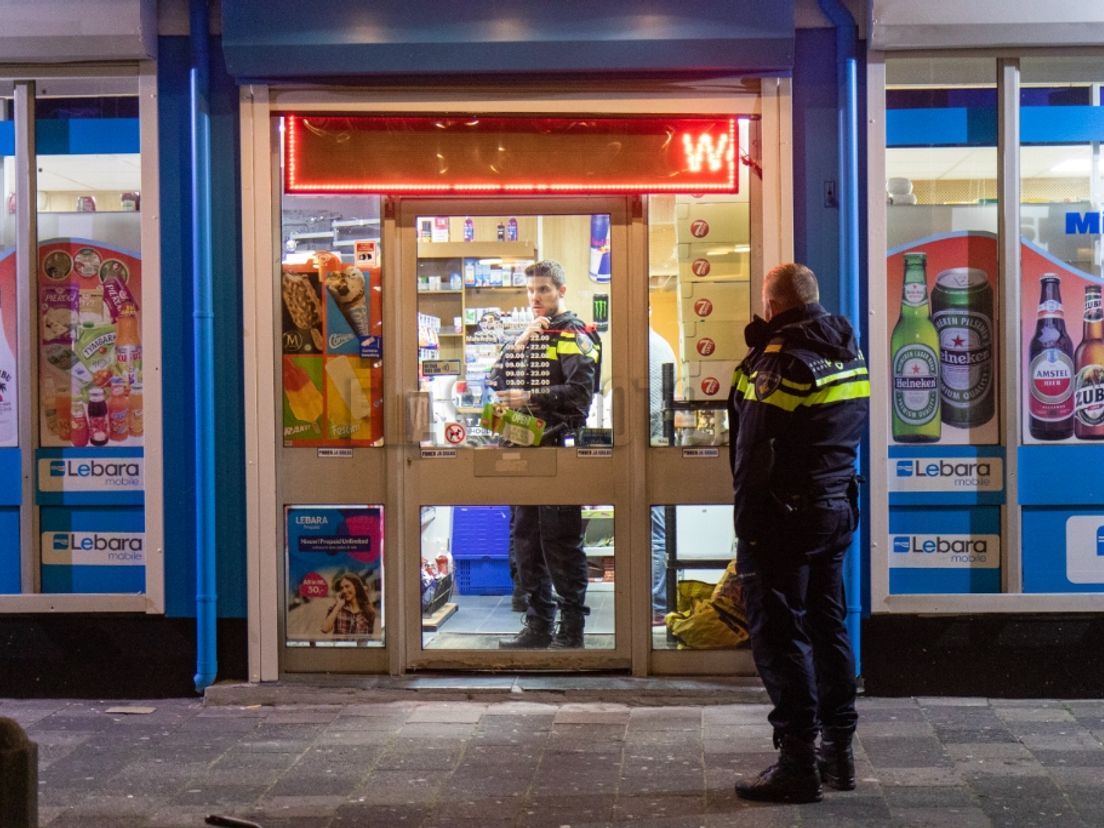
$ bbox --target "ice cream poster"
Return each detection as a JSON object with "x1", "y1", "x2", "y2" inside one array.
[
  {"x1": 285, "y1": 505, "x2": 383, "y2": 644},
  {"x1": 37, "y1": 239, "x2": 144, "y2": 450},
  {"x1": 280, "y1": 251, "x2": 383, "y2": 446}
]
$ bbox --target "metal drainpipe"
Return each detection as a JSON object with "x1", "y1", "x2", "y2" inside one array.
[
  {"x1": 190, "y1": 0, "x2": 217, "y2": 693},
  {"x1": 817, "y1": 0, "x2": 863, "y2": 676}
]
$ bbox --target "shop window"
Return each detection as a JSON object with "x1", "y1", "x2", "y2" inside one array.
[
  {"x1": 419, "y1": 504, "x2": 614, "y2": 651},
  {"x1": 884, "y1": 58, "x2": 1003, "y2": 596},
  {"x1": 278, "y1": 184, "x2": 383, "y2": 447},
  {"x1": 21, "y1": 76, "x2": 152, "y2": 596},
  {"x1": 1018, "y1": 58, "x2": 1104, "y2": 595},
  {"x1": 650, "y1": 504, "x2": 744, "y2": 651},
  {"x1": 414, "y1": 213, "x2": 610, "y2": 449}
]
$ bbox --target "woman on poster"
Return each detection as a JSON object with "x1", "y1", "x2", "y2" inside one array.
[{"x1": 320, "y1": 572, "x2": 375, "y2": 636}]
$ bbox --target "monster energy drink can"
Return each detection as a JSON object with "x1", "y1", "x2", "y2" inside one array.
[
  {"x1": 931, "y1": 267, "x2": 995, "y2": 428},
  {"x1": 592, "y1": 293, "x2": 609, "y2": 332}
]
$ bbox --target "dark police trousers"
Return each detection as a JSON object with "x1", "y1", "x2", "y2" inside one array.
[
  {"x1": 513, "y1": 504, "x2": 589, "y2": 626},
  {"x1": 737, "y1": 496, "x2": 858, "y2": 744}
]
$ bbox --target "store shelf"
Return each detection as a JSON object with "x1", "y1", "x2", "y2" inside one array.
[{"x1": 418, "y1": 241, "x2": 535, "y2": 259}]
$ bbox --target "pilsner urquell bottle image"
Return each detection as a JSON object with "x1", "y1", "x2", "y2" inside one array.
[
  {"x1": 1028, "y1": 274, "x2": 1075, "y2": 440},
  {"x1": 891, "y1": 252, "x2": 941, "y2": 442},
  {"x1": 1073, "y1": 283, "x2": 1104, "y2": 440}
]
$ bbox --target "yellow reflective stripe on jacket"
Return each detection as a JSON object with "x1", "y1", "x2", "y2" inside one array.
[
  {"x1": 733, "y1": 371, "x2": 869, "y2": 412},
  {"x1": 556, "y1": 339, "x2": 599, "y2": 361},
  {"x1": 815, "y1": 364, "x2": 868, "y2": 387}
]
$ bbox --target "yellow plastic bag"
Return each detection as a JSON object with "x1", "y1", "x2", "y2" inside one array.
[
  {"x1": 710, "y1": 560, "x2": 750, "y2": 638},
  {"x1": 664, "y1": 573, "x2": 749, "y2": 650}
]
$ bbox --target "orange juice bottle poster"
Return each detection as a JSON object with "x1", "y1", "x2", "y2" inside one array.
[{"x1": 37, "y1": 239, "x2": 143, "y2": 449}]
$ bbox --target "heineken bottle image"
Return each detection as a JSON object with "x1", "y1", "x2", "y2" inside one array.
[
  {"x1": 1028, "y1": 274, "x2": 1075, "y2": 440},
  {"x1": 932, "y1": 267, "x2": 994, "y2": 427},
  {"x1": 1073, "y1": 283, "x2": 1104, "y2": 440},
  {"x1": 891, "y1": 252, "x2": 941, "y2": 442}
]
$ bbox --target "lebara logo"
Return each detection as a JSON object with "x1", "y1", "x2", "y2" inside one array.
[
  {"x1": 895, "y1": 460, "x2": 913, "y2": 477},
  {"x1": 52, "y1": 534, "x2": 70, "y2": 551},
  {"x1": 892, "y1": 536, "x2": 910, "y2": 553},
  {"x1": 49, "y1": 460, "x2": 66, "y2": 477}
]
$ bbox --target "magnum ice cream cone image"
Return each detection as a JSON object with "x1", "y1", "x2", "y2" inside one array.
[{"x1": 325, "y1": 265, "x2": 373, "y2": 337}]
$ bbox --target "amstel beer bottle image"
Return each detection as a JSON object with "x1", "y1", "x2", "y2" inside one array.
[
  {"x1": 891, "y1": 252, "x2": 941, "y2": 442},
  {"x1": 1028, "y1": 274, "x2": 1075, "y2": 440},
  {"x1": 1073, "y1": 283, "x2": 1104, "y2": 440}
]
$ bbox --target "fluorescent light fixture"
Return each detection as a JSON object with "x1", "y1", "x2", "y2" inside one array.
[{"x1": 1050, "y1": 157, "x2": 1092, "y2": 175}]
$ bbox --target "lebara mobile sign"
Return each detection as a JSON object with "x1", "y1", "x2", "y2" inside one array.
[
  {"x1": 887, "y1": 455, "x2": 1003, "y2": 493},
  {"x1": 38, "y1": 455, "x2": 143, "y2": 492},
  {"x1": 1065, "y1": 516, "x2": 1104, "y2": 584}
]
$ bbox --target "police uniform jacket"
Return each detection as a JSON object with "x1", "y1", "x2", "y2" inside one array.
[
  {"x1": 488, "y1": 310, "x2": 599, "y2": 438},
  {"x1": 727, "y1": 302, "x2": 870, "y2": 542}
]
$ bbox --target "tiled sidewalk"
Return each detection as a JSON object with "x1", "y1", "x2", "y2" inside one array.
[{"x1": 3, "y1": 695, "x2": 1103, "y2": 827}]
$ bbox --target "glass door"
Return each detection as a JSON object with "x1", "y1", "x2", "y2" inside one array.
[{"x1": 399, "y1": 197, "x2": 634, "y2": 669}]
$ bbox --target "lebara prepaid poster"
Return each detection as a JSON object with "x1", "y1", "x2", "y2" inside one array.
[
  {"x1": 0, "y1": 246, "x2": 17, "y2": 449},
  {"x1": 280, "y1": 248, "x2": 383, "y2": 447},
  {"x1": 887, "y1": 232, "x2": 1000, "y2": 447},
  {"x1": 285, "y1": 505, "x2": 383, "y2": 645}
]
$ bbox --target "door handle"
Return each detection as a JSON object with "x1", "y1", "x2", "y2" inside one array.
[{"x1": 406, "y1": 391, "x2": 431, "y2": 445}]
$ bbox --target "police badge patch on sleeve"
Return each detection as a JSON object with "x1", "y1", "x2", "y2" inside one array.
[
  {"x1": 753, "y1": 370, "x2": 781, "y2": 401},
  {"x1": 575, "y1": 332, "x2": 594, "y2": 356}
]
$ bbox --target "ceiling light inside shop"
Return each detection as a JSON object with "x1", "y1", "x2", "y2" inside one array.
[{"x1": 1050, "y1": 157, "x2": 1092, "y2": 175}]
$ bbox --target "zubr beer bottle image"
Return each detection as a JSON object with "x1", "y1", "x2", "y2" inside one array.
[
  {"x1": 891, "y1": 252, "x2": 941, "y2": 442},
  {"x1": 1073, "y1": 283, "x2": 1104, "y2": 440},
  {"x1": 932, "y1": 267, "x2": 994, "y2": 427},
  {"x1": 1028, "y1": 274, "x2": 1075, "y2": 440}
]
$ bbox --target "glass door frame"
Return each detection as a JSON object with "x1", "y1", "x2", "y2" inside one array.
[{"x1": 395, "y1": 195, "x2": 642, "y2": 672}]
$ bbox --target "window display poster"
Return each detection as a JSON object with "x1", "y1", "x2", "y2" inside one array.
[
  {"x1": 1021, "y1": 241, "x2": 1104, "y2": 444},
  {"x1": 887, "y1": 232, "x2": 999, "y2": 447},
  {"x1": 280, "y1": 251, "x2": 383, "y2": 447},
  {"x1": 1, "y1": 247, "x2": 18, "y2": 450},
  {"x1": 38, "y1": 239, "x2": 143, "y2": 451},
  {"x1": 285, "y1": 505, "x2": 382, "y2": 644},
  {"x1": 1021, "y1": 508, "x2": 1104, "y2": 593},
  {"x1": 889, "y1": 505, "x2": 1001, "y2": 595}
]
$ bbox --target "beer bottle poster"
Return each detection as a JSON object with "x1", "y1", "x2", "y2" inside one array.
[
  {"x1": 279, "y1": 251, "x2": 383, "y2": 447},
  {"x1": 285, "y1": 505, "x2": 383, "y2": 644},
  {"x1": 1020, "y1": 241, "x2": 1104, "y2": 445},
  {"x1": 37, "y1": 240, "x2": 144, "y2": 450},
  {"x1": 888, "y1": 232, "x2": 1000, "y2": 446}
]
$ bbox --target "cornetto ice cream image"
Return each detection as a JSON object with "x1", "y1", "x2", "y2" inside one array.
[{"x1": 324, "y1": 265, "x2": 372, "y2": 338}]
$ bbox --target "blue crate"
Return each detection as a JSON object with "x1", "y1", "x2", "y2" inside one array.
[
  {"x1": 451, "y1": 506, "x2": 510, "y2": 560},
  {"x1": 456, "y1": 557, "x2": 512, "y2": 595}
]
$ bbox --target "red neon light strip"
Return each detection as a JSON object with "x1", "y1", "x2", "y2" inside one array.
[{"x1": 284, "y1": 115, "x2": 739, "y2": 194}]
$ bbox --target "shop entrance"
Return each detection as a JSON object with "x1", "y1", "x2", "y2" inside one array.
[{"x1": 399, "y1": 197, "x2": 636, "y2": 670}]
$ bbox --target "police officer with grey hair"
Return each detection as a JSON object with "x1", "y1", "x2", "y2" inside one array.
[{"x1": 729, "y1": 263, "x2": 870, "y2": 803}]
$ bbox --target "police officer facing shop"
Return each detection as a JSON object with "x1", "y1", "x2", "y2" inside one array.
[
  {"x1": 728, "y1": 263, "x2": 870, "y2": 803},
  {"x1": 491, "y1": 260, "x2": 600, "y2": 649}
]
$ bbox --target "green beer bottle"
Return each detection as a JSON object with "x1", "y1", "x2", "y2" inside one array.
[{"x1": 891, "y1": 252, "x2": 941, "y2": 442}]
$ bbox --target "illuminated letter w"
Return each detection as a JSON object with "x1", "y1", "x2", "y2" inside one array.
[{"x1": 682, "y1": 133, "x2": 730, "y2": 173}]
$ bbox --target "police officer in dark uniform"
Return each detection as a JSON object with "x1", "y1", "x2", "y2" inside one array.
[
  {"x1": 491, "y1": 260, "x2": 600, "y2": 649},
  {"x1": 729, "y1": 263, "x2": 869, "y2": 803}
]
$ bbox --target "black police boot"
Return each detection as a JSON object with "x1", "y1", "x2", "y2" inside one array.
[
  {"x1": 735, "y1": 734, "x2": 822, "y2": 803},
  {"x1": 549, "y1": 611, "x2": 585, "y2": 649},
  {"x1": 510, "y1": 588, "x2": 529, "y2": 613},
  {"x1": 817, "y1": 730, "x2": 856, "y2": 791},
  {"x1": 498, "y1": 617, "x2": 552, "y2": 649}
]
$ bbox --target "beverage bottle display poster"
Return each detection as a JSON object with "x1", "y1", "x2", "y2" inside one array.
[
  {"x1": 1021, "y1": 241, "x2": 1104, "y2": 444},
  {"x1": 887, "y1": 232, "x2": 1000, "y2": 446},
  {"x1": 279, "y1": 251, "x2": 383, "y2": 447},
  {"x1": 285, "y1": 505, "x2": 383, "y2": 644},
  {"x1": 37, "y1": 239, "x2": 143, "y2": 450},
  {"x1": 0, "y1": 247, "x2": 17, "y2": 449}
]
